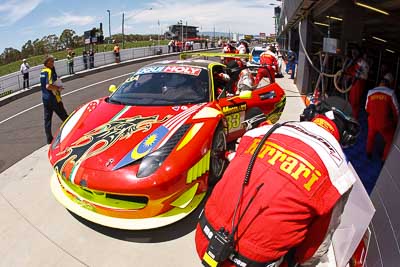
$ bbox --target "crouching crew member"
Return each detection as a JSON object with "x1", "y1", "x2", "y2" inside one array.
[
  {"x1": 365, "y1": 77, "x2": 399, "y2": 160},
  {"x1": 195, "y1": 101, "x2": 360, "y2": 267}
]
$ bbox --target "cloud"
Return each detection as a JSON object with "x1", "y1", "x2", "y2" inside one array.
[
  {"x1": 0, "y1": 0, "x2": 42, "y2": 26},
  {"x1": 46, "y1": 13, "x2": 96, "y2": 27},
  {"x1": 122, "y1": 0, "x2": 275, "y2": 35}
]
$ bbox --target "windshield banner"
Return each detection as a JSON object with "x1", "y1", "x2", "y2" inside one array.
[{"x1": 135, "y1": 65, "x2": 202, "y2": 76}]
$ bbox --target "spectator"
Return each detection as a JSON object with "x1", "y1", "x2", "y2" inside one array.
[
  {"x1": 172, "y1": 40, "x2": 177, "y2": 52},
  {"x1": 205, "y1": 39, "x2": 208, "y2": 49},
  {"x1": 66, "y1": 48, "x2": 75, "y2": 75},
  {"x1": 82, "y1": 50, "x2": 88, "y2": 70},
  {"x1": 288, "y1": 49, "x2": 297, "y2": 79},
  {"x1": 113, "y1": 43, "x2": 121, "y2": 63},
  {"x1": 365, "y1": 77, "x2": 399, "y2": 161},
  {"x1": 168, "y1": 39, "x2": 174, "y2": 53},
  {"x1": 276, "y1": 48, "x2": 284, "y2": 78},
  {"x1": 89, "y1": 49, "x2": 95, "y2": 69},
  {"x1": 20, "y1": 59, "x2": 30, "y2": 89},
  {"x1": 285, "y1": 50, "x2": 292, "y2": 74},
  {"x1": 40, "y1": 56, "x2": 68, "y2": 144}
]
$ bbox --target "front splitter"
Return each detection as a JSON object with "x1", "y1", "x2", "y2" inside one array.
[{"x1": 50, "y1": 173, "x2": 206, "y2": 230}]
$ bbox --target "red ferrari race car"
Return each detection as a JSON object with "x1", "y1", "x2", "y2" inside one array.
[{"x1": 49, "y1": 59, "x2": 286, "y2": 229}]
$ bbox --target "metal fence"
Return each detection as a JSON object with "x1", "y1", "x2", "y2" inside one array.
[{"x1": 0, "y1": 43, "x2": 202, "y2": 96}]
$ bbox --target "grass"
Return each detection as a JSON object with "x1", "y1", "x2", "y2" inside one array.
[{"x1": 0, "y1": 40, "x2": 169, "y2": 77}]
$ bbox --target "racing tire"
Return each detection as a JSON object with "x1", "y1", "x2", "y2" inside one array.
[{"x1": 208, "y1": 124, "x2": 227, "y2": 186}]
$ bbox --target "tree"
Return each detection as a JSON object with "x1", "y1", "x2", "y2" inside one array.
[
  {"x1": 72, "y1": 35, "x2": 83, "y2": 48},
  {"x1": 42, "y1": 34, "x2": 59, "y2": 52},
  {"x1": 59, "y1": 29, "x2": 76, "y2": 49},
  {"x1": 0, "y1": 47, "x2": 22, "y2": 64},
  {"x1": 21, "y1": 40, "x2": 34, "y2": 58},
  {"x1": 33, "y1": 38, "x2": 45, "y2": 55}
]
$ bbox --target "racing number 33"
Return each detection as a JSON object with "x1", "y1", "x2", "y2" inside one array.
[{"x1": 226, "y1": 112, "x2": 242, "y2": 131}]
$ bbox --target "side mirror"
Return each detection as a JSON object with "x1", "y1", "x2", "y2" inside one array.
[
  {"x1": 238, "y1": 90, "x2": 252, "y2": 99},
  {"x1": 109, "y1": 84, "x2": 117, "y2": 93}
]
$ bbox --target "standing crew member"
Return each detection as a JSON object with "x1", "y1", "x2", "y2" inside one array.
[
  {"x1": 346, "y1": 48, "x2": 369, "y2": 119},
  {"x1": 40, "y1": 56, "x2": 69, "y2": 144},
  {"x1": 195, "y1": 100, "x2": 360, "y2": 267},
  {"x1": 255, "y1": 47, "x2": 278, "y2": 84},
  {"x1": 365, "y1": 76, "x2": 399, "y2": 160},
  {"x1": 20, "y1": 59, "x2": 30, "y2": 89}
]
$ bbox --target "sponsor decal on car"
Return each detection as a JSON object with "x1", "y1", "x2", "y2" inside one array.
[
  {"x1": 134, "y1": 65, "x2": 202, "y2": 76},
  {"x1": 163, "y1": 65, "x2": 202, "y2": 76},
  {"x1": 113, "y1": 124, "x2": 170, "y2": 169},
  {"x1": 135, "y1": 66, "x2": 166, "y2": 75},
  {"x1": 221, "y1": 103, "x2": 247, "y2": 115}
]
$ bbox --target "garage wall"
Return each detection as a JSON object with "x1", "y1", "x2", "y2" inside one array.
[{"x1": 366, "y1": 125, "x2": 400, "y2": 267}]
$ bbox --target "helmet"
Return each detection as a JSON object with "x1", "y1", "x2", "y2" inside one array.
[{"x1": 300, "y1": 96, "x2": 360, "y2": 147}]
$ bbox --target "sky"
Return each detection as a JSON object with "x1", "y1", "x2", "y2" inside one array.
[{"x1": 0, "y1": 0, "x2": 278, "y2": 52}]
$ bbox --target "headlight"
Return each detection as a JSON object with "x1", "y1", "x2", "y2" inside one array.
[
  {"x1": 136, "y1": 124, "x2": 191, "y2": 178},
  {"x1": 136, "y1": 150, "x2": 170, "y2": 178},
  {"x1": 51, "y1": 131, "x2": 62, "y2": 150}
]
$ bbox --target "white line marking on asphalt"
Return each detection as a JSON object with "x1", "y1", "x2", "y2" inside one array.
[{"x1": 0, "y1": 72, "x2": 132, "y2": 125}]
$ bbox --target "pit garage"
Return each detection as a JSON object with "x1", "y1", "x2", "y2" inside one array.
[{"x1": 277, "y1": 0, "x2": 400, "y2": 265}]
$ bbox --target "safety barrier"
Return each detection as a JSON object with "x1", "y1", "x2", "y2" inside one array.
[{"x1": 0, "y1": 44, "x2": 202, "y2": 97}]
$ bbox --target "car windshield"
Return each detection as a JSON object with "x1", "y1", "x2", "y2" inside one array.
[
  {"x1": 252, "y1": 50, "x2": 264, "y2": 58},
  {"x1": 109, "y1": 66, "x2": 209, "y2": 106}
]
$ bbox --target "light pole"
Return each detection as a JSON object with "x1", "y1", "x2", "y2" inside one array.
[
  {"x1": 180, "y1": 20, "x2": 184, "y2": 49},
  {"x1": 107, "y1": 10, "x2": 111, "y2": 44},
  {"x1": 122, "y1": 12, "x2": 125, "y2": 48}
]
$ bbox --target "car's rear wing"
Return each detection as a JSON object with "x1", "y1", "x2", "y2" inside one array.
[{"x1": 179, "y1": 52, "x2": 250, "y2": 60}]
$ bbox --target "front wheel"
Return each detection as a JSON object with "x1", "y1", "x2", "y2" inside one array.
[{"x1": 208, "y1": 124, "x2": 227, "y2": 186}]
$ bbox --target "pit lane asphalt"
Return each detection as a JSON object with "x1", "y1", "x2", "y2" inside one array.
[{"x1": 0, "y1": 55, "x2": 183, "y2": 174}]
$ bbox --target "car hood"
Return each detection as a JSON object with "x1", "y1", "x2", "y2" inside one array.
[{"x1": 50, "y1": 97, "x2": 207, "y2": 175}]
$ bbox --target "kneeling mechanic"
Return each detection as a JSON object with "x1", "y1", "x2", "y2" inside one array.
[{"x1": 195, "y1": 100, "x2": 360, "y2": 267}]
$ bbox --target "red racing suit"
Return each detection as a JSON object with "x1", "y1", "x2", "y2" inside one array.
[
  {"x1": 255, "y1": 51, "x2": 278, "y2": 84},
  {"x1": 223, "y1": 45, "x2": 238, "y2": 65},
  {"x1": 365, "y1": 86, "x2": 399, "y2": 160},
  {"x1": 196, "y1": 122, "x2": 355, "y2": 266},
  {"x1": 347, "y1": 58, "x2": 369, "y2": 119}
]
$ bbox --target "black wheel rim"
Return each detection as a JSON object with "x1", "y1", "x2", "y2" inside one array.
[{"x1": 210, "y1": 129, "x2": 227, "y2": 180}]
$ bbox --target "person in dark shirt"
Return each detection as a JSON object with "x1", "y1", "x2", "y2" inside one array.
[
  {"x1": 89, "y1": 49, "x2": 95, "y2": 68},
  {"x1": 82, "y1": 50, "x2": 88, "y2": 70},
  {"x1": 40, "y1": 56, "x2": 68, "y2": 144}
]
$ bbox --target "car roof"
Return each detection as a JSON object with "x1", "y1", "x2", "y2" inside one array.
[{"x1": 149, "y1": 59, "x2": 216, "y2": 69}]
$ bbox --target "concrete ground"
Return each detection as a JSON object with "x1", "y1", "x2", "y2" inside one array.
[{"x1": 0, "y1": 73, "x2": 304, "y2": 267}]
